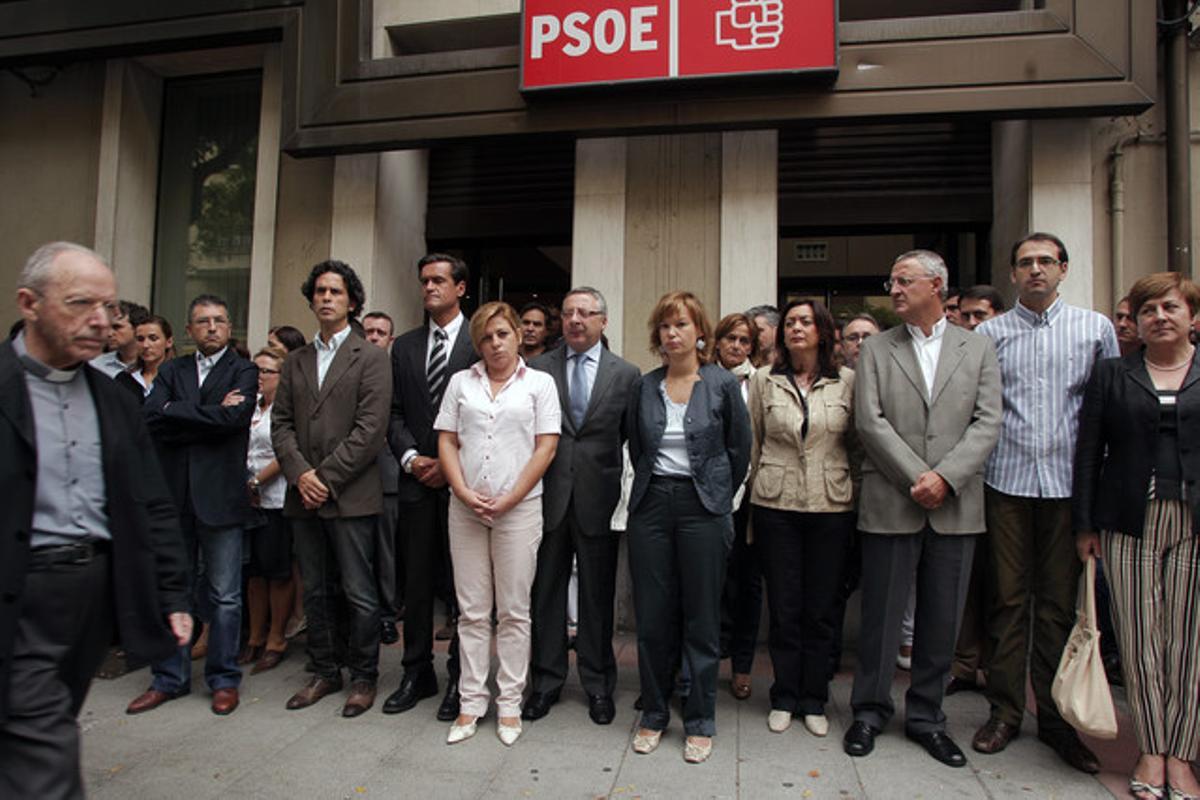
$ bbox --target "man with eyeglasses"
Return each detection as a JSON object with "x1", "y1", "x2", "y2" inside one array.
[
  {"x1": 840, "y1": 313, "x2": 880, "y2": 369},
  {"x1": 127, "y1": 293, "x2": 259, "y2": 717},
  {"x1": 1, "y1": 242, "x2": 190, "y2": 797},
  {"x1": 969, "y1": 232, "x2": 1118, "y2": 774}
]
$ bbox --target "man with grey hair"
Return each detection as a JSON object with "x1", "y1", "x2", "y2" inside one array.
[
  {"x1": 747, "y1": 304, "x2": 780, "y2": 366},
  {"x1": 524, "y1": 287, "x2": 641, "y2": 724},
  {"x1": 844, "y1": 248, "x2": 1002, "y2": 768},
  {"x1": 0, "y1": 242, "x2": 190, "y2": 797},
  {"x1": 841, "y1": 313, "x2": 881, "y2": 369}
]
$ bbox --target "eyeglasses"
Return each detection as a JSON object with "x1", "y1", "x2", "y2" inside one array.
[
  {"x1": 561, "y1": 308, "x2": 604, "y2": 320},
  {"x1": 844, "y1": 333, "x2": 873, "y2": 343},
  {"x1": 258, "y1": 367, "x2": 280, "y2": 375},
  {"x1": 1014, "y1": 256, "x2": 1062, "y2": 270},
  {"x1": 191, "y1": 315, "x2": 230, "y2": 327},
  {"x1": 41, "y1": 292, "x2": 122, "y2": 320},
  {"x1": 883, "y1": 276, "x2": 925, "y2": 292}
]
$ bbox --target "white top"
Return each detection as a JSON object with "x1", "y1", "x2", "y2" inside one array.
[
  {"x1": 131, "y1": 370, "x2": 153, "y2": 397},
  {"x1": 313, "y1": 324, "x2": 351, "y2": 389},
  {"x1": 247, "y1": 400, "x2": 285, "y2": 510},
  {"x1": 196, "y1": 346, "x2": 228, "y2": 387},
  {"x1": 906, "y1": 316, "x2": 947, "y2": 402},
  {"x1": 434, "y1": 359, "x2": 560, "y2": 499},
  {"x1": 652, "y1": 384, "x2": 692, "y2": 478}
]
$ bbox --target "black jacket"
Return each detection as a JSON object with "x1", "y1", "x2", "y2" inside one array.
[
  {"x1": 144, "y1": 350, "x2": 258, "y2": 527},
  {"x1": 0, "y1": 342, "x2": 188, "y2": 721},
  {"x1": 626, "y1": 363, "x2": 752, "y2": 517},
  {"x1": 1072, "y1": 349, "x2": 1200, "y2": 537}
]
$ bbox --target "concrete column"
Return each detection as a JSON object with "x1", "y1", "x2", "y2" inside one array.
[
  {"x1": 572, "y1": 137, "x2": 628, "y2": 355},
  {"x1": 1029, "y1": 119, "x2": 1096, "y2": 310},
  {"x1": 94, "y1": 59, "x2": 162, "y2": 305},
  {"x1": 246, "y1": 45, "x2": 282, "y2": 351},
  {"x1": 720, "y1": 130, "x2": 778, "y2": 317}
]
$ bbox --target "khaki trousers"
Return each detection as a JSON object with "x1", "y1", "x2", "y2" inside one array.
[{"x1": 448, "y1": 495, "x2": 542, "y2": 718}]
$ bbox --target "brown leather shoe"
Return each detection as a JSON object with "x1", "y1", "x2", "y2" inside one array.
[
  {"x1": 972, "y1": 718, "x2": 1020, "y2": 754},
  {"x1": 126, "y1": 687, "x2": 188, "y2": 715},
  {"x1": 286, "y1": 675, "x2": 343, "y2": 710},
  {"x1": 211, "y1": 688, "x2": 239, "y2": 715},
  {"x1": 237, "y1": 644, "x2": 264, "y2": 666},
  {"x1": 251, "y1": 649, "x2": 286, "y2": 675},
  {"x1": 342, "y1": 680, "x2": 377, "y2": 718},
  {"x1": 1038, "y1": 729, "x2": 1100, "y2": 774},
  {"x1": 731, "y1": 673, "x2": 752, "y2": 700}
]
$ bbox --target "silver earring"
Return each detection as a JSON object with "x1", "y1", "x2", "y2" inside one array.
[{"x1": 696, "y1": 338, "x2": 706, "y2": 351}]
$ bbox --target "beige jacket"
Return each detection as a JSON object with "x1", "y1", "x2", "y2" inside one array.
[{"x1": 747, "y1": 365, "x2": 857, "y2": 513}]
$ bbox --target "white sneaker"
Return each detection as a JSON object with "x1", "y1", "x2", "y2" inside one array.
[
  {"x1": 803, "y1": 714, "x2": 829, "y2": 737},
  {"x1": 896, "y1": 645, "x2": 913, "y2": 671},
  {"x1": 768, "y1": 710, "x2": 792, "y2": 733},
  {"x1": 447, "y1": 718, "x2": 478, "y2": 744},
  {"x1": 497, "y1": 721, "x2": 522, "y2": 746}
]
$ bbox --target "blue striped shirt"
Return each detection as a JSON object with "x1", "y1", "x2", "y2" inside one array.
[{"x1": 977, "y1": 297, "x2": 1119, "y2": 498}]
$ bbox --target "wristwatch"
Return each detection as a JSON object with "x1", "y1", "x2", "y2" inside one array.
[{"x1": 248, "y1": 477, "x2": 261, "y2": 491}]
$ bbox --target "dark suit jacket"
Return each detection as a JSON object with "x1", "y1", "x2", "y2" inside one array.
[
  {"x1": 143, "y1": 349, "x2": 258, "y2": 528},
  {"x1": 1073, "y1": 349, "x2": 1200, "y2": 537},
  {"x1": 388, "y1": 319, "x2": 477, "y2": 503},
  {"x1": 626, "y1": 363, "x2": 752, "y2": 516},
  {"x1": 530, "y1": 344, "x2": 641, "y2": 537},
  {"x1": 0, "y1": 342, "x2": 188, "y2": 722},
  {"x1": 272, "y1": 330, "x2": 392, "y2": 518}
]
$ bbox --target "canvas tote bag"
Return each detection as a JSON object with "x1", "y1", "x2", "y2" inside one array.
[{"x1": 1051, "y1": 556, "x2": 1118, "y2": 739}]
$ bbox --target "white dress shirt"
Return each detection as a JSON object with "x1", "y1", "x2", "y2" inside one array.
[
  {"x1": 402, "y1": 312, "x2": 467, "y2": 472},
  {"x1": 906, "y1": 316, "x2": 947, "y2": 402},
  {"x1": 313, "y1": 324, "x2": 351, "y2": 389},
  {"x1": 196, "y1": 346, "x2": 228, "y2": 387}
]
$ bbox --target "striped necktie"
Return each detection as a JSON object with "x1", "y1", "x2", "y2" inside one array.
[{"x1": 428, "y1": 328, "x2": 449, "y2": 409}]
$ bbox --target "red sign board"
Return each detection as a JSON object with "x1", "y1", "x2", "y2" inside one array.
[{"x1": 521, "y1": 0, "x2": 837, "y2": 91}]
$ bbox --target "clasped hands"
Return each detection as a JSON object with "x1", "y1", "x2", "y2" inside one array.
[
  {"x1": 456, "y1": 487, "x2": 516, "y2": 524},
  {"x1": 909, "y1": 470, "x2": 949, "y2": 510}
]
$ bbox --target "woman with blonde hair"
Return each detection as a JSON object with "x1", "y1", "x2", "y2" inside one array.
[
  {"x1": 436, "y1": 301, "x2": 560, "y2": 746},
  {"x1": 625, "y1": 291, "x2": 752, "y2": 763}
]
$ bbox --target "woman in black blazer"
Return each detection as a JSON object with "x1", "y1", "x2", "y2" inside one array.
[
  {"x1": 625, "y1": 291, "x2": 752, "y2": 764},
  {"x1": 1074, "y1": 272, "x2": 1200, "y2": 800}
]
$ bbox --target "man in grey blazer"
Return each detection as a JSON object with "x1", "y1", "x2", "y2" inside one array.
[
  {"x1": 523, "y1": 287, "x2": 640, "y2": 725},
  {"x1": 843, "y1": 250, "x2": 1002, "y2": 768}
]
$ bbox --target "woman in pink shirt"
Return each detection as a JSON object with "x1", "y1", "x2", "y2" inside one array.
[{"x1": 435, "y1": 302, "x2": 560, "y2": 747}]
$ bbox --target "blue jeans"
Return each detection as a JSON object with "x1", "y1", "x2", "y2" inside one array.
[{"x1": 151, "y1": 520, "x2": 243, "y2": 693}]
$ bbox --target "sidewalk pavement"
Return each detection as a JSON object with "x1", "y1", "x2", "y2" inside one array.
[{"x1": 81, "y1": 633, "x2": 1133, "y2": 799}]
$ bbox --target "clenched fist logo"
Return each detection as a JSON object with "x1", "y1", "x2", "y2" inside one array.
[{"x1": 715, "y1": 0, "x2": 784, "y2": 51}]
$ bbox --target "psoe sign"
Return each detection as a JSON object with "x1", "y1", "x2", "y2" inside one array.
[{"x1": 521, "y1": 0, "x2": 837, "y2": 91}]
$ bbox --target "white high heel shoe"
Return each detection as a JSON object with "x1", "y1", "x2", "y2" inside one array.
[
  {"x1": 497, "y1": 720, "x2": 522, "y2": 746},
  {"x1": 447, "y1": 716, "x2": 478, "y2": 744},
  {"x1": 803, "y1": 714, "x2": 829, "y2": 737}
]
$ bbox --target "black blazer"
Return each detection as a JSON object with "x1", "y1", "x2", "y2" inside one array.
[
  {"x1": 144, "y1": 349, "x2": 259, "y2": 528},
  {"x1": 0, "y1": 342, "x2": 188, "y2": 722},
  {"x1": 530, "y1": 344, "x2": 641, "y2": 537},
  {"x1": 1073, "y1": 350, "x2": 1200, "y2": 537},
  {"x1": 388, "y1": 319, "x2": 478, "y2": 503},
  {"x1": 626, "y1": 363, "x2": 752, "y2": 516}
]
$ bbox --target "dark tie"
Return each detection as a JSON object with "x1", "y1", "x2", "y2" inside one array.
[
  {"x1": 569, "y1": 351, "x2": 590, "y2": 428},
  {"x1": 428, "y1": 329, "x2": 448, "y2": 409}
]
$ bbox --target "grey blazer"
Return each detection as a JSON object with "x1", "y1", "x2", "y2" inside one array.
[
  {"x1": 530, "y1": 344, "x2": 641, "y2": 537},
  {"x1": 626, "y1": 363, "x2": 752, "y2": 517},
  {"x1": 854, "y1": 322, "x2": 1002, "y2": 535}
]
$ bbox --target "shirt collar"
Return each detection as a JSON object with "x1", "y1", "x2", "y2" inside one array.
[
  {"x1": 568, "y1": 339, "x2": 604, "y2": 363},
  {"x1": 13, "y1": 331, "x2": 83, "y2": 383},
  {"x1": 469, "y1": 356, "x2": 528, "y2": 381},
  {"x1": 432, "y1": 312, "x2": 465, "y2": 342},
  {"x1": 1014, "y1": 295, "x2": 1064, "y2": 327},
  {"x1": 314, "y1": 324, "x2": 351, "y2": 352},
  {"x1": 906, "y1": 315, "x2": 947, "y2": 344},
  {"x1": 196, "y1": 346, "x2": 229, "y2": 367}
]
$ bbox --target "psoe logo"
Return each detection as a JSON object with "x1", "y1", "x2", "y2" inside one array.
[{"x1": 714, "y1": 0, "x2": 783, "y2": 51}]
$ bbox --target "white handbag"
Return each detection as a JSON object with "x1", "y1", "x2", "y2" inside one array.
[{"x1": 1051, "y1": 556, "x2": 1118, "y2": 739}]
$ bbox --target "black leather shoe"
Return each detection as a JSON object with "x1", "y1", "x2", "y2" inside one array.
[
  {"x1": 945, "y1": 676, "x2": 982, "y2": 696},
  {"x1": 1038, "y1": 729, "x2": 1100, "y2": 774},
  {"x1": 436, "y1": 684, "x2": 461, "y2": 722},
  {"x1": 907, "y1": 730, "x2": 968, "y2": 768},
  {"x1": 843, "y1": 721, "x2": 880, "y2": 757},
  {"x1": 521, "y1": 689, "x2": 560, "y2": 721},
  {"x1": 380, "y1": 619, "x2": 399, "y2": 645},
  {"x1": 381, "y1": 671, "x2": 438, "y2": 714},
  {"x1": 588, "y1": 694, "x2": 615, "y2": 725}
]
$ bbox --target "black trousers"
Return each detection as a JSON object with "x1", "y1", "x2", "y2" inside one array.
[
  {"x1": 399, "y1": 489, "x2": 459, "y2": 680},
  {"x1": 628, "y1": 476, "x2": 731, "y2": 737},
  {"x1": 529, "y1": 501, "x2": 621, "y2": 697},
  {"x1": 851, "y1": 529, "x2": 975, "y2": 734},
  {"x1": 755, "y1": 506, "x2": 853, "y2": 715},
  {"x1": 292, "y1": 515, "x2": 381, "y2": 683},
  {"x1": 720, "y1": 500, "x2": 762, "y2": 675},
  {"x1": 1, "y1": 550, "x2": 113, "y2": 800}
]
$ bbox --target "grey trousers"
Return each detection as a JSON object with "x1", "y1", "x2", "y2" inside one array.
[{"x1": 851, "y1": 528, "x2": 975, "y2": 734}]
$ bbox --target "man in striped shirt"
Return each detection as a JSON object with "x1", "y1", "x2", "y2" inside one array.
[{"x1": 970, "y1": 233, "x2": 1118, "y2": 773}]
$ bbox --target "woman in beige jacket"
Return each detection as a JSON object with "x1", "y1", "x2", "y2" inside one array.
[{"x1": 748, "y1": 299, "x2": 857, "y2": 739}]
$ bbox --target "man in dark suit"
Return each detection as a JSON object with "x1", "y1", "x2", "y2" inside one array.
[
  {"x1": 383, "y1": 253, "x2": 477, "y2": 720},
  {"x1": 844, "y1": 249, "x2": 1002, "y2": 768},
  {"x1": 127, "y1": 293, "x2": 258, "y2": 717},
  {"x1": 273, "y1": 260, "x2": 392, "y2": 717},
  {"x1": 523, "y1": 287, "x2": 640, "y2": 724},
  {"x1": 1, "y1": 242, "x2": 190, "y2": 798}
]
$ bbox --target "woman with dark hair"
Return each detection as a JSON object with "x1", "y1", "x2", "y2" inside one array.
[
  {"x1": 625, "y1": 292, "x2": 752, "y2": 764},
  {"x1": 1075, "y1": 272, "x2": 1200, "y2": 800},
  {"x1": 115, "y1": 315, "x2": 173, "y2": 402},
  {"x1": 748, "y1": 299, "x2": 857, "y2": 739},
  {"x1": 267, "y1": 324, "x2": 308, "y2": 639},
  {"x1": 268, "y1": 325, "x2": 306, "y2": 354},
  {"x1": 713, "y1": 313, "x2": 763, "y2": 700}
]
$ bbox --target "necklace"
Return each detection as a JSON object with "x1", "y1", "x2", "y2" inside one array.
[{"x1": 1145, "y1": 349, "x2": 1194, "y2": 371}]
